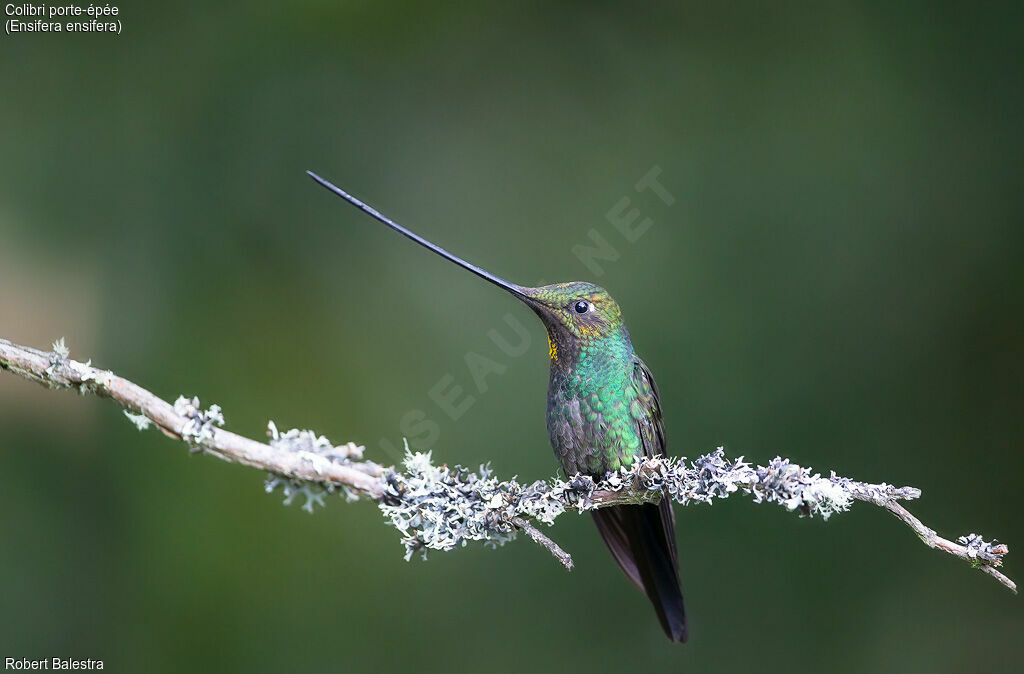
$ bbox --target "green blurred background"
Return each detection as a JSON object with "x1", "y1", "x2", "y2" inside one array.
[{"x1": 1, "y1": 2, "x2": 1022, "y2": 672}]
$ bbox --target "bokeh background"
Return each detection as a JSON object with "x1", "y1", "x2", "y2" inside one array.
[{"x1": 2, "y1": 2, "x2": 1022, "y2": 672}]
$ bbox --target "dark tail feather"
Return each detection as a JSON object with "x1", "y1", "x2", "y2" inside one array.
[{"x1": 591, "y1": 502, "x2": 686, "y2": 642}]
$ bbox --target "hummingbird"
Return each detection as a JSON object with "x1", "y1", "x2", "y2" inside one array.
[{"x1": 308, "y1": 171, "x2": 686, "y2": 642}]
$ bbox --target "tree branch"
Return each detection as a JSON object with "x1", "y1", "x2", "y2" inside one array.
[{"x1": 0, "y1": 337, "x2": 1014, "y2": 593}]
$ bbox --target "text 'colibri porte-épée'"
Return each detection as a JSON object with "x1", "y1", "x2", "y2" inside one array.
[{"x1": 5, "y1": 4, "x2": 121, "y2": 34}]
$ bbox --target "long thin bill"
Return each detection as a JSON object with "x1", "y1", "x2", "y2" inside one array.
[{"x1": 307, "y1": 171, "x2": 527, "y2": 299}]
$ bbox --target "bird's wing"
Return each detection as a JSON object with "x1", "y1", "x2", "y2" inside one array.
[
  {"x1": 631, "y1": 354, "x2": 678, "y2": 570},
  {"x1": 632, "y1": 354, "x2": 667, "y2": 461},
  {"x1": 588, "y1": 354, "x2": 687, "y2": 642}
]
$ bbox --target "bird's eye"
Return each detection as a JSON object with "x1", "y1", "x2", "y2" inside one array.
[{"x1": 573, "y1": 300, "x2": 590, "y2": 314}]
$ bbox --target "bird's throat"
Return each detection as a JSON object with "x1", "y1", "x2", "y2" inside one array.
[
  {"x1": 545, "y1": 325, "x2": 634, "y2": 383},
  {"x1": 547, "y1": 332, "x2": 559, "y2": 364}
]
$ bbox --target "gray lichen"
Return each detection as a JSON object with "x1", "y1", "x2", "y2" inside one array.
[
  {"x1": 41, "y1": 338, "x2": 110, "y2": 393},
  {"x1": 375, "y1": 447, "x2": 931, "y2": 563},
  {"x1": 123, "y1": 410, "x2": 153, "y2": 431},
  {"x1": 266, "y1": 421, "x2": 365, "y2": 465},
  {"x1": 1, "y1": 336, "x2": 1011, "y2": 589},
  {"x1": 264, "y1": 475, "x2": 329, "y2": 513},
  {"x1": 45, "y1": 338, "x2": 69, "y2": 378},
  {"x1": 247, "y1": 431, "x2": 1007, "y2": 573},
  {"x1": 173, "y1": 395, "x2": 225, "y2": 451},
  {"x1": 263, "y1": 421, "x2": 366, "y2": 510},
  {"x1": 378, "y1": 451, "x2": 523, "y2": 561},
  {"x1": 958, "y1": 533, "x2": 1003, "y2": 564}
]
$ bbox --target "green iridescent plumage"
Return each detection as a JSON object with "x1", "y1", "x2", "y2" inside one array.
[
  {"x1": 309, "y1": 171, "x2": 686, "y2": 643},
  {"x1": 522, "y1": 283, "x2": 657, "y2": 476}
]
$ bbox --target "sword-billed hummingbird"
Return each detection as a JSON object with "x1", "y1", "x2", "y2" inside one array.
[{"x1": 308, "y1": 171, "x2": 686, "y2": 642}]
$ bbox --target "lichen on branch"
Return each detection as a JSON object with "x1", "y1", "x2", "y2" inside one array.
[
  {"x1": 0, "y1": 336, "x2": 1014, "y2": 593},
  {"x1": 375, "y1": 448, "x2": 925, "y2": 563}
]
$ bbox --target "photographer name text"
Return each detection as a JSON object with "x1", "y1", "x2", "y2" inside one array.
[{"x1": 4, "y1": 659, "x2": 103, "y2": 671}]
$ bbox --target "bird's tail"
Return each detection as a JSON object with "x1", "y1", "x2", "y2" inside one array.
[{"x1": 591, "y1": 501, "x2": 686, "y2": 642}]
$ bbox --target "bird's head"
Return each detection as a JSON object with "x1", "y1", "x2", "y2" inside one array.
[
  {"x1": 517, "y1": 282, "x2": 627, "y2": 364},
  {"x1": 520, "y1": 281, "x2": 624, "y2": 338}
]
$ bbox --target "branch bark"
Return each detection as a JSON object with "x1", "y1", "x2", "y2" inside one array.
[{"x1": 0, "y1": 337, "x2": 1014, "y2": 593}]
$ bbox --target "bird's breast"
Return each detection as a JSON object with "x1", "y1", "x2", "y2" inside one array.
[{"x1": 545, "y1": 359, "x2": 643, "y2": 477}]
